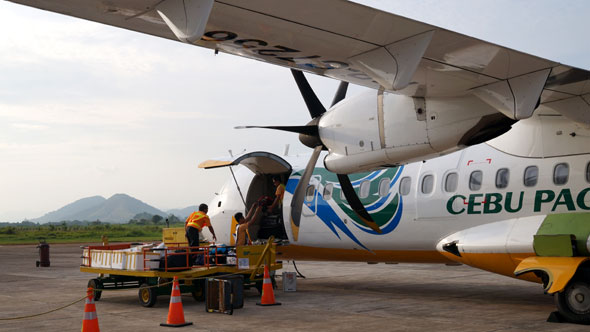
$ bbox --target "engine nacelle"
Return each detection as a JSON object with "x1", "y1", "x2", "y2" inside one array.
[{"x1": 319, "y1": 90, "x2": 512, "y2": 174}]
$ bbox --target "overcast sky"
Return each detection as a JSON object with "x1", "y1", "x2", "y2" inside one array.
[{"x1": 1, "y1": 0, "x2": 589, "y2": 222}]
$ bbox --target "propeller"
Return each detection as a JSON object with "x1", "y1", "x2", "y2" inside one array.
[{"x1": 238, "y1": 69, "x2": 383, "y2": 240}]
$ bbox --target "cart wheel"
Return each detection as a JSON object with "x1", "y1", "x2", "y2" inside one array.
[
  {"x1": 139, "y1": 283, "x2": 157, "y2": 307},
  {"x1": 87, "y1": 279, "x2": 102, "y2": 301},
  {"x1": 191, "y1": 279, "x2": 205, "y2": 301}
]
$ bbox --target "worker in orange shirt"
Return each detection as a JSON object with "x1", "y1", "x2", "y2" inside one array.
[
  {"x1": 268, "y1": 176, "x2": 285, "y2": 213},
  {"x1": 185, "y1": 203, "x2": 217, "y2": 248}
]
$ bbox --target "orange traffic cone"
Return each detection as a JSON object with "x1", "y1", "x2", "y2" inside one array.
[
  {"x1": 256, "y1": 265, "x2": 281, "y2": 306},
  {"x1": 82, "y1": 287, "x2": 100, "y2": 332},
  {"x1": 161, "y1": 276, "x2": 193, "y2": 327}
]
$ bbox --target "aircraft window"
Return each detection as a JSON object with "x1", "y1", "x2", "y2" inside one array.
[
  {"x1": 495, "y1": 168, "x2": 510, "y2": 189},
  {"x1": 378, "y1": 178, "x2": 391, "y2": 197},
  {"x1": 359, "y1": 180, "x2": 371, "y2": 199},
  {"x1": 421, "y1": 175, "x2": 434, "y2": 194},
  {"x1": 469, "y1": 171, "x2": 482, "y2": 191},
  {"x1": 444, "y1": 172, "x2": 458, "y2": 193},
  {"x1": 524, "y1": 166, "x2": 538, "y2": 187},
  {"x1": 553, "y1": 163, "x2": 569, "y2": 185},
  {"x1": 587, "y1": 162, "x2": 590, "y2": 183},
  {"x1": 323, "y1": 183, "x2": 334, "y2": 200},
  {"x1": 305, "y1": 185, "x2": 315, "y2": 202},
  {"x1": 399, "y1": 177, "x2": 411, "y2": 196}
]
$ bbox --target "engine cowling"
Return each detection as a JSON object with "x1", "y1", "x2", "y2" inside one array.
[{"x1": 319, "y1": 90, "x2": 513, "y2": 174}]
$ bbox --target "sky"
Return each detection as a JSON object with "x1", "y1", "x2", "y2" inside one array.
[{"x1": 1, "y1": 0, "x2": 589, "y2": 222}]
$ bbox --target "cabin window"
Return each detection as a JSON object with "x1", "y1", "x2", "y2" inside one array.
[
  {"x1": 305, "y1": 185, "x2": 315, "y2": 201},
  {"x1": 495, "y1": 168, "x2": 509, "y2": 189},
  {"x1": 399, "y1": 177, "x2": 411, "y2": 196},
  {"x1": 323, "y1": 183, "x2": 334, "y2": 200},
  {"x1": 553, "y1": 163, "x2": 569, "y2": 185},
  {"x1": 378, "y1": 178, "x2": 391, "y2": 197},
  {"x1": 359, "y1": 180, "x2": 370, "y2": 199},
  {"x1": 444, "y1": 172, "x2": 458, "y2": 193},
  {"x1": 586, "y1": 162, "x2": 590, "y2": 183},
  {"x1": 469, "y1": 171, "x2": 482, "y2": 191},
  {"x1": 421, "y1": 174, "x2": 434, "y2": 194},
  {"x1": 524, "y1": 166, "x2": 538, "y2": 187}
]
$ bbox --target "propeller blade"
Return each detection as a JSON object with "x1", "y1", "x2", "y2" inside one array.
[
  {"x1": 235, "y1": 125, "x2": 318, "y2": 136},
  {"x1": 337, "y1": 173, "x2": 383, "y2": 234},
  {"x1": 291, "y1": 69, "x2": 326, "y2": 119},
  {"x1": 290, "y1": 145, "x2": 322, "y2": 241},
  {"x1": 331, "y1": 81, "x2": 349, "y2": 107}
]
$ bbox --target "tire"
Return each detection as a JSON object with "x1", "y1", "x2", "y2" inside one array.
[
  {"x1": 139, "y1": 283, "x2": 157, "y2": 307},
  {"x1": 555, "y1": 280, "x2": 590, "y2": 325},
  {"x1": 192, "y1": 280, "x2": 205, "y2": 301},
  {"x1": 87, "y1": 279, "x2": 102, "y2": 301}
]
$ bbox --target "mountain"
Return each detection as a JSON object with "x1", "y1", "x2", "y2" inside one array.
[
  {"x1": 34, "y1": 194, "x2": 166, "y2": 223},
  {"x1": 166, "y1": 206, "x2": 198, "y2": 219},
  {"x1": 33, "y1": 196, "x2": 106, "y2": 223}
]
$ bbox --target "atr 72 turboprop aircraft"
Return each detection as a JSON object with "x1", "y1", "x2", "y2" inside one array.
[{"x1": 9, "y1": 0, "x2": 590, "y2": 324}]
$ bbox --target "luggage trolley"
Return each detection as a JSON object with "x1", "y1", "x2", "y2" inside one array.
[{"x1": 80, "y1": 235, "x2": 281, "y2": 307}]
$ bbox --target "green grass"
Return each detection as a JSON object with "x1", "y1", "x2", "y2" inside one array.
[{"x1": 0, "y1": 223, "x2": 184, "y2": 245}]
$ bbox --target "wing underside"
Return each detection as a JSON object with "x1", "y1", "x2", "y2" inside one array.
[{"x1": 8, "y1": 0, "x2": 590, "y2": 123}]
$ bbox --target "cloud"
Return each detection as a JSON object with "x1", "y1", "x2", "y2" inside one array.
[{"x1": 11, "y1": 123, "x2": 48, "y2": 130}]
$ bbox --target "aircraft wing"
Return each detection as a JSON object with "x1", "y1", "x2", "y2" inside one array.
[{"x1": 8, "y1": 0, "x2": 590, "y2": 122}]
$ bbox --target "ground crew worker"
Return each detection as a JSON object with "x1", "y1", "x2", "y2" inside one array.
[
  {"x1": 268, "y1": 176, "x2": 285, "y2": 213},
  {"x1": 235, "y1": 205, "x2": 262, "y2": 246},
  {"x1": 185, "y1": 203, "x2": 217, "y2": 248}
]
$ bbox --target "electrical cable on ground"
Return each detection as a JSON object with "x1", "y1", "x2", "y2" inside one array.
[
  {"x1": 293, "y1": 260, "x2": 306, "y2": 278},
  {"x1": 0, "y1": 295, "x2": 87, "y2": 321}
]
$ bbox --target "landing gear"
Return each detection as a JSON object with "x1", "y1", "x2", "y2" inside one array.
[{"x1": 555, "y1": 280, "x2": 590, "y2": 325}]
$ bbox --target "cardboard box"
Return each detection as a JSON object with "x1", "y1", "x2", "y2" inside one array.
[
  {"x1": 111, "y1": 251, "x2": 126, "y2": 269},
  {"x1": 124, "y1": 251, "x2": 161, "y2": 271},
  {"x1": 90, "y1": 249, "x2": 112, "y2": 268}
]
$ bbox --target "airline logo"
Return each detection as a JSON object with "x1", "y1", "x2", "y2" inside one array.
[
  {"x1": 447, "y1": 188, "x2": 590, "y2": 215},
  {"x1": 286, "y1": 167, "x2": 404, "y2": 249}
]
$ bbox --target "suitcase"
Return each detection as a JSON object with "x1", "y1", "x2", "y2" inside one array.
[{"x1": 206, "y1": 278, "x2": 233, "y2": 315}]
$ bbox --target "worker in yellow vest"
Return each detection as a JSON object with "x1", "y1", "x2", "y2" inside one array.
[
  {"x1": 185, "y1": 203, "x2": 217, "y2": 248},
  {"x1": 268, "y1": 176, "x2": 285, "y2": 213}
]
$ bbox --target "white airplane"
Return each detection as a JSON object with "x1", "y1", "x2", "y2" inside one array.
[{"x1": 9, "y1": 0, "x2": 590, "y2": 324}]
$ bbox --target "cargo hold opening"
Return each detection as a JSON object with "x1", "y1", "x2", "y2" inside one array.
[{"x1": 199, "y1": 151, "x2": 291, "y2": 242}]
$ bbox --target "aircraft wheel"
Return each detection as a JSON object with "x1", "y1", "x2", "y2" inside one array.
[
  {"x1": 555, "y1": 280, "x2": 590, "y2": 324},
  {"x1": 139, "y1": 283, "x2": 157, "y2": 307}
]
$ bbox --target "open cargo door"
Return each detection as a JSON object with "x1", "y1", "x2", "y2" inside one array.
[
  {"x1": 199, "y1": 152, "x2": 292, "y2": 241},
  {"x1": 199, "y1": 151, "x2": 291, "y2": 175}
]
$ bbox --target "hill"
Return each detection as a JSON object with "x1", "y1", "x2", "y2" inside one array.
[
  {"x1": 33, "y1": 196, "x2": 106, "y2": 223},
  {"x1": 33, "y1": 194, "x2": 166, "y2": 223},
  {"x1": 165, "y1": 206, "x2": 197, "y2": 219}
]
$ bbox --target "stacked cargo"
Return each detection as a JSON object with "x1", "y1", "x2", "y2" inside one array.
[{"x1": 82, "y1": 244, "x2": 162, "y2": 271}]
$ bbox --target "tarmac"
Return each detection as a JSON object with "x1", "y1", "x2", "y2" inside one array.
[{"x1": 0, "y1": 244, "x2": 586, "y2": 331}]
